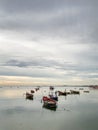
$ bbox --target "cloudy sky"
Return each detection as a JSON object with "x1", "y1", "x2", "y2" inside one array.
[{"x1": 0, "y1": 0, "x2": 98, "y2": 86}]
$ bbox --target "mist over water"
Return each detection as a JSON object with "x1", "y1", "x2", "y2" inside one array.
[{"x1": 0, "y1": 86, "x2": 98, "y2": 130}]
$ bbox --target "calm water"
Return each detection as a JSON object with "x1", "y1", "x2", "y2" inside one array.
[{"x1": 0, "y1": 86, "x2": 98, "y2": 130}]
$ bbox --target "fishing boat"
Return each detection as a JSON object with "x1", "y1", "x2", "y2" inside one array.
[
  {"x1": 43, "y1": 96, "x2": 57, "y2": 108},
  {"x1": 70, "y1": 90, "x2": 80, "y2": 94},
  {"x1": 49, "y1": 86, "x2": 54, "y2": 90},
  {"x1": 89, "y1": 85, "x2": 98, "y2": 89},
  {"x1": 83, "y1": 90, "x2": 89, "y2": 93},
  {"x1": 26, "y1": 92, "x2": 33, "y2": 100},
  {"x1": 58, "y1": 91, "x2": 67, "y2": 96},
  {"x1": 31, "y1": 90, "x2": 35, "y2": 93},
  {"x1": 35, "y1": 87, "x2": 40, "y2": 91}
]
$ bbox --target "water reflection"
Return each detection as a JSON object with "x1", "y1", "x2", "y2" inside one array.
[
  {"x1": 0, "y1": 86, "x2": 98, "y2": 130},
  {"x1": 42, "y1": 104, "x2": 57, "y2": 111},
  {"x1": 0, "y1": 89, "x2": 25, "y2": 98}
]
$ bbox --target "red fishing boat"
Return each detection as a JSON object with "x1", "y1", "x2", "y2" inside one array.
[{"x1": 43, "y1": 96, "x2": 57, "y2": 108}]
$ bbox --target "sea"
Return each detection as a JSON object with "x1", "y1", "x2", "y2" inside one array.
[{"x1": 0, "y1": 86, "x2": 98, "y2": 130}]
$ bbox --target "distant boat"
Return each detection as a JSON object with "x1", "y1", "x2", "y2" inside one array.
[
  {"x1": 35, "y1": 87, "x2": 40, "y2": 91},
  {"x1": 49, "y1": 86, "x2": 54, "y2": 90},
  {"x1": 26, "y1": 92, "x2": 33, "y2": 100},
  {"x1": 84, "y1": 90, "x2": 89, "y2": 93},
  {"x1": 70, "y1": 90, "x2": 80, "y2": 94},
  {"x1": 58, "y1": 91, "x2": 67, "y2": 96},
  {"x1": 31, "y1": 90, "x2": 35, "y2": 93},
  {"x1": 89, "y1": 85, "x2": 98, "y2": 89},
  {"x1": 79, "y1": 88, "x2": 84, "y2": 90}
]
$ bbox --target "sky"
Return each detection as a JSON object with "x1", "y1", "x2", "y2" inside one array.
[{"x1": 0, "y1": 0, "x2": 98, "y2": 86}]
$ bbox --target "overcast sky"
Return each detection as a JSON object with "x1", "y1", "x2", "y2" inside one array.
[{"x1": 0, "y1": 0, "x2": 98, "y2": 86}]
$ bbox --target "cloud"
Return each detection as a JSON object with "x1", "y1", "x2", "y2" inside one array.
[
  {"x1": 0, "y1": 0, "x2": 98, "y2": 85},
  {"x1": 0, "y1": 0, "x2": 97, "y2": 41}
]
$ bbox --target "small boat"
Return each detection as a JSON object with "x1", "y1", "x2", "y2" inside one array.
[
  {"x1": 70, "y1": 90, "x2": 80, "y2": 94},
  {"x1": 35, "y1": 87, "x2": 39, "y2": 91},
  {"x1": 43, "y1": 96, "x2": 57, "y2": 108},
  {"x1": 58, "y1": 91, "x2": 67, "y2": 96},
  {"x1": 26, "y1": 92, "x2": 33, "y2": 100},
  {"x1": 49, "y1": 86, "x2": 54, "y2": 90},
  {"x1": 31, "y1": 90, "x2": 35, "y2": 93},
  {"x1": 79, "y1": 88, "x2": 84, "y2": 90},
  {"x1": 83, "y1": 90, "x2": 89, "y2": 93},
  {"x1": 89, "y1": 85, "x2": 98, "y2": 89}
]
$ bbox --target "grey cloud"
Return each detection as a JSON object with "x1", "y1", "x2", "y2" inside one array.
[
  {"x1": 0, "y1": 0, "x2": 97, "y2": 12},
  {"x1": 0, "y1": 56, "x2": 98, "y2": 80},
  {"x1": 3, "y1": 58, "x2": 68, "y2": 68},
  {"x1": 5, "y1": 59, "x2": 32, "y2": 67},
  {"x1": 0, "y1": 0, "x2": 56, "y2": 13},
  {"x1": 0, "y1": 0, "x2": 98, "y2": 84},
  {"x1": 3, "y1": 58, "x2": 98, "y2": 73},
  {"x1": 0, "y1": 0, "x2": 97, "y2": 47}
]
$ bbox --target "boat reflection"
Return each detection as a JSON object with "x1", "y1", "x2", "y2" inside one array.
[{"x1": 42, "y1": 104, "x2": 57, "y2": 111}]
